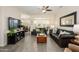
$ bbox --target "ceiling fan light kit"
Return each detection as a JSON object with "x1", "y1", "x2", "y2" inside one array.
[
  {"x1": 42, "y1": 6, "x2": 52, "y2": 13},
  {"x1": 42, "y1": 10, "x2": 46, "y2": 13}
]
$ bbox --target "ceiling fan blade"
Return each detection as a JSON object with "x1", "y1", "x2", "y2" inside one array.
[
  {"x1": 45, "y1": 6, "x2": 49, "y2": 9},
  {"x1": 42, "y1": 6, "x2": 49, "y2": 10},
  {"x1": 42, "y1": 6, "x2": 52, "y2": 13},
  {"x1": 46, "y1": 9, "x2": 52, "y2": 11}
]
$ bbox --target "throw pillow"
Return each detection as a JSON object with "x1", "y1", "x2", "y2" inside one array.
[
  {"x1": 58, "y1": 31, "x2": 70, "y2": 37},
  {"x1": 53, "y1": 28, "x2": 58, "y2": 33}
]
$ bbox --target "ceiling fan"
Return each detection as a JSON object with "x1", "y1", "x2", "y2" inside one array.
[{"x1": 42, "y1": 6, "x2": 52, "y2": 13}]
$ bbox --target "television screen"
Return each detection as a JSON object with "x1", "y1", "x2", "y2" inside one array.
[
  {"x1": 8, "y1": 17, "x2": 21, "y2": 30},
  {"x1": 13, "y1": 20, "x2": 18, "y2": 28}
]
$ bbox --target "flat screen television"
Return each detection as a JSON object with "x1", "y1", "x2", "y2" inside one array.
[{"x1": 8, "y1": 17, "x2": 21, "y2": 30}]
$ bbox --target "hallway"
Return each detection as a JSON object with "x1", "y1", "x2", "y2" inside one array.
[{"x1": 0, "y1": 32, "x2": 64, "y2": 52}]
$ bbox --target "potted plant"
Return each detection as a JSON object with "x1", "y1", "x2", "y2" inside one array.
[{"x1": 7, "y1": 28, "x2": 17, "y2": 44}]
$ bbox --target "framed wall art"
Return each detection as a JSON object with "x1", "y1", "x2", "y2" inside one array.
[{"x1": 60, "y1": 12, "x2": 77, "y2": 27}]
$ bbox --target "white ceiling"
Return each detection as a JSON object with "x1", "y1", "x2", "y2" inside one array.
[{"x1": 17, "y1": 6, "x2": 61, "y2": 16}]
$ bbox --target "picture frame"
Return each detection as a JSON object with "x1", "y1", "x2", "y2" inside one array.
[{"x1": 60, "y1": 12, "x2": 77, "y2": 27}]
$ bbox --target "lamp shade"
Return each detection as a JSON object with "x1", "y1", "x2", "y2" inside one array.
[{"x1": 73, "y1": 24, "x2": 79, "y2": 34}]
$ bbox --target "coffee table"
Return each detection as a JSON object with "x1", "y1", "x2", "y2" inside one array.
[{"x1": 36, "y1": 34, "x2": 47, "y2": 43}]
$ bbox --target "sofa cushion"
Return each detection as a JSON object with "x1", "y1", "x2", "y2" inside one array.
[{"x1": 59, "y1": 34, "x2": 75, "y2": 39}]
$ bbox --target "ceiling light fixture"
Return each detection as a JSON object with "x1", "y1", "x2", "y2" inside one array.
[
  {"x1": 42, "y1": 10, "x2": 46, "y2": 13},
  {"x1": 42, "y1": 6, "x2": 52, "y2": 13},
  {"x1": 21, "y1": 14, "x2": 30, "y2": 19}
]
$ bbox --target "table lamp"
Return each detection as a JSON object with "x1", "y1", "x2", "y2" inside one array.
[
  {"x1": 73, "y1": 24, "x2": 79, "y2": 40},
  {"x1": 73, "y1": 24, "x2": 79, "y2": 34}
]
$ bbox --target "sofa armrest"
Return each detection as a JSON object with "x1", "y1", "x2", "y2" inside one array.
[
  {"x1": 64, "y1": 48, "x2": 72, "y2": 52},
  {"x1": 71, "y1": 39, "x2": 79, "y2": 45},
  {"x1": 59, "y1": 34, "x2": 75, "y2": 39},
  {"x1": 68, "y1": 43, "x2": 79, "y2": 52}
]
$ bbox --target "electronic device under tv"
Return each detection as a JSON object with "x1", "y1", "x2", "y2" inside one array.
[{"x1": 8, "y1": 17, "x2": 21, "y2": 30}]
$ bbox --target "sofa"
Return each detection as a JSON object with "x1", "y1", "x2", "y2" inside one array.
[
  {"x1": 31, "y1": 28, "x2": 48, "y2": 36},
  {"x1": 50, "y1": 29, "x2": 75, "y2": 48},
  {"x1": 31, "y1": 29, "x2": 37, "y2": 35}
]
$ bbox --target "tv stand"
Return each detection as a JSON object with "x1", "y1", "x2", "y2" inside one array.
[{"x1": 7, "y1": 30, "x2": 25, "y2": 44}]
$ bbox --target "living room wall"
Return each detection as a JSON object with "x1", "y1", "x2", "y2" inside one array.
[{"x1": 54, "y1": 6, "x2": 79, "y2": 31}]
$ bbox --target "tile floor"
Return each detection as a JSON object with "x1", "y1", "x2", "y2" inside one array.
[{"x1": 0, "y1": 32, "x2": 64, "y2": 52}]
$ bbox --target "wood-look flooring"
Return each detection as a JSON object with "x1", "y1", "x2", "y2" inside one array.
[{"x1": 0, "y1": 32, "x2": 64, "y2": 52}]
